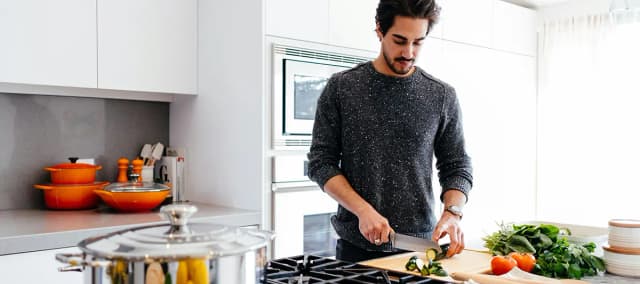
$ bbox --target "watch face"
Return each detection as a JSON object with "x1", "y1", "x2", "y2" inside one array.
[
  {"x1": 448, "y1": 205, "x2": 461, "y2": 213},
  {"x1": 446, "y1": 205, "x2": 463, "y2": 217}
]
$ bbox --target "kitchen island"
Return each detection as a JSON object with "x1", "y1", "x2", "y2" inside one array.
[{"x1": 0, "y1": 201, "x2": 260, "y2": 255}]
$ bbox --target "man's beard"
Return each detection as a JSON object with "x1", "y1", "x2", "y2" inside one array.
[{"x1": 383, "y1": 50, "x2": 414, "y2": 75}]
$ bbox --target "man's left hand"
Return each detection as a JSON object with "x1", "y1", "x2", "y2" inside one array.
[{"x1": 431, "y1": 211, "x2": 464, "y2": 257}]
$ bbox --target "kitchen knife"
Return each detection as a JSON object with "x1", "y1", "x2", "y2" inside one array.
[{"x1": 391, "y1": 232, "x2": 442, "y2": 254}]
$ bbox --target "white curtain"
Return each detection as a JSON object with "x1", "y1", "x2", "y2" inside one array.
[{"x1": 537, "y1": 10, "x2": 640, "y2": 226}]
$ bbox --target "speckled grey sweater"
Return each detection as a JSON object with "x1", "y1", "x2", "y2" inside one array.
[{"x1": 307, "y1": 61, "x2": 473, "y2": 251}]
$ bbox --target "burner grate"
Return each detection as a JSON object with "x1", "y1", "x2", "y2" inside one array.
[{"x1": 263, "y1": 255, "x2": 450, "y2": 284}]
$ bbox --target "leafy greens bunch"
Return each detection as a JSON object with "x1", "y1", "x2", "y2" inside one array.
[{"x1": 483, "y1": 223, "x2": 605, "y2": 279}]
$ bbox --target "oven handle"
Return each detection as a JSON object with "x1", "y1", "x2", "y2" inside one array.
[{"x1": 271, "y1": 181, "x2": 320, "y2": 193}]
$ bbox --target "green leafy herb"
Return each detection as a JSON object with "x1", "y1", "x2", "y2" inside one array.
[{"x1": 483, "y1": 223, "x2": 604, "y2": 279}]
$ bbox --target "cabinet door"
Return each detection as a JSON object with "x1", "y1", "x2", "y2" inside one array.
[
  {"x1": 328, "y1": 0, "x2": 379, "y2": 52},
  {"x1": 97, "y1": 0, "x2": 197, "y2": 94},
  {"x1": 439, "y1": 0, "x2": 493, "y2": 47},
  {"x1": 492, "y1": 0, "x2": 537, "y2": 55},
  {"x1": 0, "y1": 0, "x2": 96, "y2": 88},
  {"x1": 0, "y1": 247, "x2": 83, "y2": 283},
  {"x1": 266, "y1": 0, "x2": 330, "y2": 44}
]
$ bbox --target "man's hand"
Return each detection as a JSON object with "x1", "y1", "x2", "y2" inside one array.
[
  {"x1": 356, "y1": 207, "x2": 394, "y2": 246},
  {"x1": 433, "y1": 189, "x2": 467, "y2": 257},
  {"x1": 322, "y1": 175, "x2": 395, "y2": 246},
  {"x1": 432, "y1": 211, "x2": 464, "y2": 257}
]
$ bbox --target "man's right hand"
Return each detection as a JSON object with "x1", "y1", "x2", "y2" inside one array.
[
  {"x1": 356, "y1": 207, "x2": 394, "y2": 246},
  {"x1": 322, "y1": 175, "x2": 394, "y2": 245}
]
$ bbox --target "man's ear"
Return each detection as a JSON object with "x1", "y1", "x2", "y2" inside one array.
[{"x1": 375, "y1": 23, "x2": 383, "y2": 42}]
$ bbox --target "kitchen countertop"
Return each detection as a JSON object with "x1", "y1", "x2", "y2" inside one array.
[{"x1": 0, "y1": 202, "x2": 261, "y2": 255}]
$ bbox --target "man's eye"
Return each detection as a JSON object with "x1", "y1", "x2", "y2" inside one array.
[
  {"x1": 394, "y1": 41, "x2": 407, "y2": 45},
  {"x1": 413, "y1": 41, "x2": 423, "y2": 46}
]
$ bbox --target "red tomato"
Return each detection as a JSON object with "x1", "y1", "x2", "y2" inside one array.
[
  {"x1": 508, "y1": 252, "x2": 536, "y2": 272},
  {"x1": 491, "y1": 255, "x2": 517, "y2": 275}
]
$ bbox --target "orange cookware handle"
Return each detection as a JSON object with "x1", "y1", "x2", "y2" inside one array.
[
  {"x1": 93, "y1": 189, "x2": 112, "y2": 196},
  {"x1": 95, "y1": 165, "x2": 102, "y2": 171},
  {"x1": 44, "y1": 167, "x2": 62, "y2": 172},
  {"x1": 34, "y1": 184, "x2": 54, "y2": 190}
]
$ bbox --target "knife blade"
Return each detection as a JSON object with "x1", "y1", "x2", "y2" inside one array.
[{"x1": 391, "y1": 232, "x2": 442, "y2": 254}]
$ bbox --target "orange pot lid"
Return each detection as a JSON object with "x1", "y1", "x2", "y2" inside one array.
[
  {"x1": 609, "y1": 219, "x2": 640, "y2": 228},
  {"x1": 47, "y1": 157, "x2": 100, "y2": 170}
]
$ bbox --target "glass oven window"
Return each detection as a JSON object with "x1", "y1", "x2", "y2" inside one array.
[{"x1": 294, "y1": 75, "x2": 327, "y2": 120}]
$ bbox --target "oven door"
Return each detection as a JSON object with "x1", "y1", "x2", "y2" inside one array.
[
  {"x1": 283, "y1": 59, "x2": 349, "y2": 135},
  {"x1": 272, "y1": 182, "x2": 338, "y2": 259}
]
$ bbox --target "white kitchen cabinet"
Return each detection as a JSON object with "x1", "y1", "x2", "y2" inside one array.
[
  {"x1": 439, "y1": 0, "x2": 493, "y2": 48},
  {"x1": 492, "y1": 0, "x2": 537, "y2": 55},
  {"x1": 265, "y1": 0, "x2": 330, "y2": 44},
  {"x1": 97, "y1": 0, "x2": 197, "y2": 94},
  {"x1": 0, "y1": 247, "x2": 83, "y2": 283},
  {"x1": 328, "y1": 0, "x2": 380, "y2": 52},
  {"x1": 0, "y1": 0, "x2": 96, "y2": 88}
]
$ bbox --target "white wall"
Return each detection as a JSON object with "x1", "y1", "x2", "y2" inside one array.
[
  {"x1": 537, "y1": 0, "x2": 609, "y2": 23},
  {"x1": 170, "y1": 1, "x2": 264, "y2": 212}
]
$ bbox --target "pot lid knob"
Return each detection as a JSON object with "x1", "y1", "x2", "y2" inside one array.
[
  {"x1": 68, "y1": 157, "x2": 79, "y2": 163},
  {"x1": 161, "y1": 203, "x2": 198, "y2": 236}
]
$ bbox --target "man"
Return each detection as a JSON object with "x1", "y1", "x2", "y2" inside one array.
[{"x1": 307, "y1": 0, "x2": 473, "y2": 262}]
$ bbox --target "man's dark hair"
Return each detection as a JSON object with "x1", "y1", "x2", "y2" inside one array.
[{"x1": 375, "y1": 0, "x2": 441, "y2": 36}]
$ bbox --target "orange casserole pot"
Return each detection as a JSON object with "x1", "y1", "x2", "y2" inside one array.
[
  {"x1": 45, "y1": 158, "x2": 102, "y2": 184},
  {"x1": 34, "y1": 181, "x2": 109, "y2": 210}
]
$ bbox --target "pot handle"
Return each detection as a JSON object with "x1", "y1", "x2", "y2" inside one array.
[
  {"x1": 44, "y1": 167, "x2": 62, "y2": 172},
  {"x1": 34, "y1": 184, "x2": 53, "y2": 190},
  {"x1": 56, "y1": 253, "x2": 111, "y2": 269},
  {"x1": 95, "y1": 165, "x2": 102, "y2": 171}
]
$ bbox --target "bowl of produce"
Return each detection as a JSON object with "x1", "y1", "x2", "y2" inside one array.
[{"x1": 483, "y1": 222, "x2": 605, "y2": 279}]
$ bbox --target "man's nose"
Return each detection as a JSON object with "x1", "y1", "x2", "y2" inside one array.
[{"x1": 401, "y1": 44, "x2": 414, "y2": 59}]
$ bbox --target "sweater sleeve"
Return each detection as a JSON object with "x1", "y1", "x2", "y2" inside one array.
[
  {"x1": 434, "y1": 85, "x2": 474, "y2": 202},
  {"x1": 307, "y1": 75, "x2": 343, "y2": 189}
]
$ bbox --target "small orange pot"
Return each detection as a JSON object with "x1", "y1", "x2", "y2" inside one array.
[
  {"x1": 34, "y1": 181, "x2": 109, "y2": 210},
  {"x1": 94, "y1": 183, "x2": 169, "y2": 212},
  {"x1": 45, "y1": 158, "x2": 102, "y2": 184}
]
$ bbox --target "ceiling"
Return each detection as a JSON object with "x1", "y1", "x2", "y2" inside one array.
[{"x1": 503, "y1": 0, "x2": 572, "y2": 8}]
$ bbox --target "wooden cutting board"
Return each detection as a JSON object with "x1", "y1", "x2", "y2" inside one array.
[{"x1": 359, "y1": 249, "x2": 493, "y2": 283}]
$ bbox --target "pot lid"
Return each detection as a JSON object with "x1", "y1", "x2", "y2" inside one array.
[
  {"x1": 77, "y1": 203, "x2": 273, "y2": 261},
  {"x1": 103, "y1": 181, "x2": 170, "y2": 192},
  {"x1": 48, "y1": 157, "x2": 100, "y2": 170}
]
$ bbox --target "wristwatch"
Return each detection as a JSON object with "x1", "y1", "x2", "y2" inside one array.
[{"x1": 445, "y1": 205, "x2": 463, "y2": 219}]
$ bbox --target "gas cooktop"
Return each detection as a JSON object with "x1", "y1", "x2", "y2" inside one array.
[{"x1": 263, "y1": 254, "x2": 451, "y2": 284}]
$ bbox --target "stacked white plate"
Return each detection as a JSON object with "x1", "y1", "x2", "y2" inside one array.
[{"x1": 604, "y1": 219, "x2": 640, "y2": 277}]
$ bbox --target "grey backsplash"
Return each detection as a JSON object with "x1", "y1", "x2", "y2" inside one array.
[{"x1": 0, "y1": 92, "x2": 169, "y2": 210}]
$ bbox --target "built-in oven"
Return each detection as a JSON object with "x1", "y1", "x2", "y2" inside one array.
[
  {"x1": 271, "y1": 155, "x2": 339, "y2": 259},
  {"x1": 271, "y1": 44, "x2": 373, "y2": 150}
]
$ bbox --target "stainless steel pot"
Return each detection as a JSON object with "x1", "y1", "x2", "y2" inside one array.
[{"x1": 56, "y1": 203, "x2": 274, "y2": 284}]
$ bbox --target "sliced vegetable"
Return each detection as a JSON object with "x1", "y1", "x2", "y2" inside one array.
[
  {"x1": 405, "y1": 255, "x2": 448, "y2": 277},
  {"x1": 436, "y1": 243, "x2": 450, "y2": 260},
  {"x1": 426, "y1": 248, "x2": 438, "y2": 261},
  {"x1": 419, "y1": 264, "x2": 430, "y2": 276},
  {"x1": 428, "y1": 262, "x2": 449, "y2": 276},
  {"x1": 405, "y1": 256, "x2": 418, "y2": 271}
]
